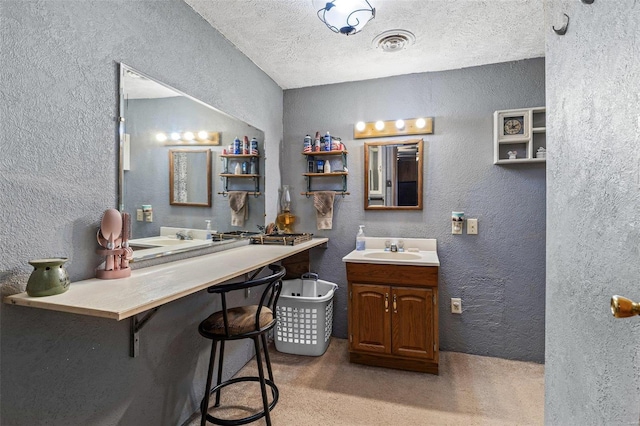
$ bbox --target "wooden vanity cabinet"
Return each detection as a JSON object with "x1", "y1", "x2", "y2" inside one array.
[{"x1": 346, "y1": 262, "x2": 438, "y2": 374}]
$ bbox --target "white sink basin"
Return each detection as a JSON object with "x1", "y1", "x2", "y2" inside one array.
[
  {"x1": 363, "y1": 251, "x2": 422, "y2": 260},
  {"x1": 342, "y1": 238, "x2": 439, "y2": 267}
]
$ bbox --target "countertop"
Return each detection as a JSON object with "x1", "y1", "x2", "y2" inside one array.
[
  {"x1": 5, "y1": 238, "x2": 328, "y2": 320},
  {"x1": 342, "y1": 237, "x2": 439, "y2": 267}
]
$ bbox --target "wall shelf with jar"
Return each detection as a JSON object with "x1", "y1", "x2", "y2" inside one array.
[
  {"x1": 219, "y1": 153, "x2": 261, "y2": 196},
  {"x1": 493, "y1": 107, "x2": 546, "y2": 165},
  {"x1": 301, "y1": 150, "x2": 349, "y2": 197}
]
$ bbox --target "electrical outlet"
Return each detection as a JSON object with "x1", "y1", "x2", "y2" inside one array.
[
  {"x1": 451, "y1": 298, "x2": 462, "y2": 314},
  {"x1": 467, "y1": 218, "x2": 478, "y2": 234},
  {"x1": 136, "y1": 209, "x2": 143, "y2": 221},
  {"x1": 145, "y1": 211, "x2": 153, "y2": 222}
]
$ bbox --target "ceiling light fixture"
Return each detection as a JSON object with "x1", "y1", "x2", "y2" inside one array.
[{"x1": 314, "y1": 0, "x2": 376, "y2": 36}]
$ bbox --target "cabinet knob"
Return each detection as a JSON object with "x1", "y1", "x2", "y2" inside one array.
[{"x1": 611, "y1": 295, "x2": 640, "y2": 318}]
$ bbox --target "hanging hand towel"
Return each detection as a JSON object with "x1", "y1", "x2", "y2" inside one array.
[
  {"x1": 313, "y1": 191, "x2": 335, "y2": 230},
  {"x1": 228, "y1": 191, "x2": 249, "y2": 227}
]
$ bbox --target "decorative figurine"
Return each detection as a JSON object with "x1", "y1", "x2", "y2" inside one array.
[
  {"x1": 508, "y1": 151, "x2": 517, "y2": 160},
  {"x1": 96, "y1": 209, "x2": 133, "y2": 279}
]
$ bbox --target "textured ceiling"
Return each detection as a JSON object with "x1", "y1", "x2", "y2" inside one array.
[{"x1": 184, "y1": 0, "x2": 545, "y2": 90}]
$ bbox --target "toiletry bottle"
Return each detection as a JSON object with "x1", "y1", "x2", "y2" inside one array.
[
  {"x1": 234, "y1": 162, "x2": 241, "y2": 175},
  {"x1": 324, "y1": 159, "x2": 331, "y2": 173},
  {"x1": 205, "y1": 220, "x2": 212, "y2": 240},
  {"x1": 250, "y1": 137, "x2": 259, "y2": 155},
  {"x1": 233, "y1": 137, "x2": 241, "y2": 154},
  {"x1": 324, "y1": 131, "x2": 331, "y2": 151},
  {"x1": 317, "y1": 159, "x2": 324, "y2": 173},
  {"x1": 356, "y1": 225, "x2": 366, "y2": 251},
  {"x1": 243, "y1": 136, "x2": 249, "y2": 154},
  {"x1": 314, "y1": 131, "x2": 321, "y2": 152},
  {"x1": 303, "y1": 135, "x2": 312, "y2": 152}
]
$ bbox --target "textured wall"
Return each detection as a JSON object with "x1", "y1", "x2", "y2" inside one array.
[
  {"x1": 545, "y1": 1, "x2": 640, "y2": 424},
  {"x1": 0, "y1": 1, "x2": 282, "y2": 425},
  {"x1": 283, "y1": 59, "x2": 546, "y2": 362}
]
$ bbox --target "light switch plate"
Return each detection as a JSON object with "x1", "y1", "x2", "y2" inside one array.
[
  {"x1": 136, "y1": 209, "x2": 143, "y2": 221},
  {"x1": 451, "y1": 298, "x2": 462, "y2": 314},
  {"x1": 467, "y1": 218, "x2": 478, "y2": 234}
]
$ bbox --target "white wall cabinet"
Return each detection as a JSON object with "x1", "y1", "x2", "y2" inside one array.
[{"x1": 493, "y1": 107, "x2": 546, "y2": 164}]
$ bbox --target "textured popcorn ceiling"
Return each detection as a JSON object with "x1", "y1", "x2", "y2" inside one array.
[{"x1": 184, "y1": 0, "x2": 545, "y2": 89}]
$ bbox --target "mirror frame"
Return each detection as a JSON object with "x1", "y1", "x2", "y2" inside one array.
[
  {"x1": 168, "y1": 149, "x2": 212, "y2": 207},
  {"x1": 364, "y1": 138, "x2": 423, "y2": 210}
]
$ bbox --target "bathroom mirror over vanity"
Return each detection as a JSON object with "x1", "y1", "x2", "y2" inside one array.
[
  {"x1": 364, "y1": 138, "x2": 423, "y2": 210},
  {"x1": 118, "y1": 63, "x2": 266, "y2": 260}
]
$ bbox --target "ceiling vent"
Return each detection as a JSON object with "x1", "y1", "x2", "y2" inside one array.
[{"x1": 373, "y1": 30, "x2": 415, "y2": 53}]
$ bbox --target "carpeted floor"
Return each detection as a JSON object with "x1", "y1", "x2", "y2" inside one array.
[{"x1": 186, "y1": 338, "x2": 544, "y2": 426}]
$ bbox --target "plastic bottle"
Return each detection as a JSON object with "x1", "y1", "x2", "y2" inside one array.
[
  {"x1": 205, "y1": 220, "x2": 212, "y2": 240},
  {"x1": 324, "y1": 131, "x2": 331, "y2": 151},
  {"x1": 313, "y1": 131, "x2": 321, "y2": 152},
  {"x1": 356, "y1": 225, "x2": 366, "y2": 251},
  {"x1": 324, "y1": 159, "x2": 331, "y2": 173},
  {"x1": 233, "y1": 137, "x2": 241, "y2": 154},
  {"x1": 242, "y1": 136, "x2": 249, "y2": 154},
  {"x1": 303, "y1": 135, "x2": 312, "y2": 152}
]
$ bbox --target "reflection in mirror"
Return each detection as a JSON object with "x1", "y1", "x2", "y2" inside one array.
[
  {"x1": 119, "y1": 63, "x2": 266, "y2": 260},
  {"x1": 169, "y1": 149, "x2": 212, "y2": 207},
  {"x1": 364, "y1": 138, "x2": 423, "y2": 210}
]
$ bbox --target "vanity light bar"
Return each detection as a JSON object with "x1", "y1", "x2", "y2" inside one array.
[
  {"x1": 354, "y1": 117, "x2": 433, "y2": 139},
  {"x1": 156, "y1": 131, "x2": 221, "y2": 146}
]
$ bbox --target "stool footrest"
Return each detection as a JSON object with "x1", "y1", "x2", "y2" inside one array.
[{"x1": 201, "y1": 376, "x2": 279, "y2": 426}]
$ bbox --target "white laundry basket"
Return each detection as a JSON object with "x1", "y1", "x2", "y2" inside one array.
[{"x1": 275, "y1": 273, "x2": 338, "y2": 356}]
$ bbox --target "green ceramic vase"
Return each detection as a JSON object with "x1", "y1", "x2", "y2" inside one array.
[{"x1": 26, "y1": 258, "x2": 71, "y2": 297}]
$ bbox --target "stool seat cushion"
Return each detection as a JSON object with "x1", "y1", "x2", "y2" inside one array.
[{"x1": 201, "y1": 306, "x2": 274, "y2": 336}]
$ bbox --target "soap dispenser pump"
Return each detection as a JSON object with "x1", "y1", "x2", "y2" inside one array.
[
  {"x1": 205, "y1": 219, "x2": 212, "y2": 240},
  {"x1": 356, "y1": 225, "x2": 366, "y2": 251}
]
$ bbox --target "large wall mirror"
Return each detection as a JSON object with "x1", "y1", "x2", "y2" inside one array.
[
  {"x1": 364, "y1": 138, "x2": 423, "y2": 210},
  {"x1": 118, "y1": 63, "x2": 266, "y2": 259}
]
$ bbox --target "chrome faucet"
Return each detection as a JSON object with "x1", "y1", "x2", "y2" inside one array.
[
  {"x1": 390, "y1": 243, "x2": 398, "y2": 252},
  {"x1": 176, "y1": 230, "x2": 192, "y2": 240}
]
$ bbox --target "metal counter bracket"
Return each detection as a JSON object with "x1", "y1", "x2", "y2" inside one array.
[{"x1": 130, "y1": 307, "x2": 160, "y2": 357}]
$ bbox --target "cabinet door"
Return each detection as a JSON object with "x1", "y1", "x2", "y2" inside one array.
[
  {"x1": 351, "y1": 284, "x2": 391, "y2": 354},
  {"x1": 391, "y1": 287, "x2": 434, "y2": 360}
]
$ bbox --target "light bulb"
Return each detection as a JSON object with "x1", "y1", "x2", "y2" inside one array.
[
  {"x1": 416, "y1": 118, "x2": 426, "y2": 129},
  {"x1": 170, "y1": 132, "x2": 181, "y2": 141},
  {"x1": 375, "y1": 121, "x2": 385, "y2": 131},
  {"x1": 156, "y1": 133, "x2": 167, "y2": 142},
  {"x1": 183, "y1": 131, "x2": 194, "y2": 141},
  {"x1": 197, "y1": 130, "x2": 208, "y2": 140},
  {"x1": 355, "y1": 121, "x2": 366, "y2": 132},
  {"x1": 395, "y1": 119, "x2": 405, "y2": 130}
]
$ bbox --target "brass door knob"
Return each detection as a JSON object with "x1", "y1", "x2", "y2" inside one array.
[{"x1": 611, "y1": 295, "x2": 640, "y2": 318}]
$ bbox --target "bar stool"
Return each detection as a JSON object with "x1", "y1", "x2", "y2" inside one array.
[{"x1": 198, "y1": 264, "x2": 286, "y2": 426}]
